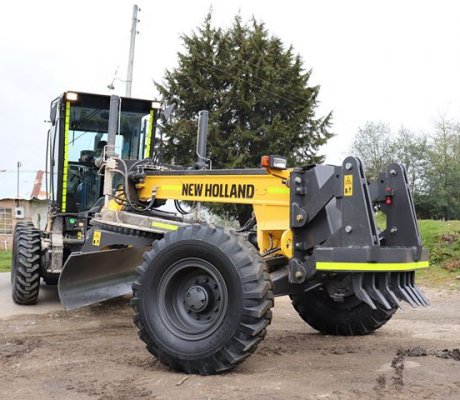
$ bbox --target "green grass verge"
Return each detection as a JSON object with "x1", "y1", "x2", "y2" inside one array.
[
  {"x1": 0, "y1": 251, "x2": 11, "y2": 273},
  {"x1": 375, "y1": 215, "x2": 460, "y2": 288},
  {"x1": 416, "y1": 220, "x2": 460, "y2": 289}
]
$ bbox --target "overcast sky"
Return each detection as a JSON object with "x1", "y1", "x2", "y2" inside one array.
[{"x1": 1, "y1": 0, "x2": 459, "y2": 180}]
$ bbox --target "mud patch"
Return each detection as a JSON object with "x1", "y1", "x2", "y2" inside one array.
[
  {"x1": 373, "y1": 373, "x2": 387, "y2": 397},
  {"x1": 258, "y1": 331, "x2": 361, "y2": 357},
  {"x1": 433, "y1": 348, "x2": 460, "y2": 361},
  {"x1": 391, "y1": 353, "x2": 405, "y2": 388},
  {"x1": 0, "y1": 337, "x2": 43, "y2": 359},
  {"x1": 398, "y1": 346, "x2": 427, "y2": 357},
  {"x1": 324, "y1": 345, "x2": 357, "y2": 355},
  {"x1": 257, "y1": 332, "x2": 313, "y2": 356},
  {"x1": 85, "y1": 297, "x2": 132, "y2": 317},
  {"x1": 399, "y1": 346, "x2": 460, "y2": 361},
  {"x1": 66, "y1": 378, "x2": 153, "y2": 400},
  {"x1": 257, "y1": 345, "x2": 285, "y2": 356},
  {"x1": 122, "y1": 354, "x2": 159, "y2": 370}
]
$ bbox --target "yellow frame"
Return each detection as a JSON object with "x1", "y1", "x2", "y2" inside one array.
[{"x1": 137, "y1": 169, "x2": 293, "y2": 257}]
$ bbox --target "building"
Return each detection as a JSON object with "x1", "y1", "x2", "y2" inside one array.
[{"x1": 0, "y1": 170, "x2": 48, "y2": 250}]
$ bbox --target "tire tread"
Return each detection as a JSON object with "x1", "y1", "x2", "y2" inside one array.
[
  {"x1": 11, "y1": 224, "x2": 41, "y2": 305},
  {"x1": 131, "y1": 224, "x2": 273, "y2": 375},
  {"x1": 291, "y1": 286, "x2": 396, "y2": 336}
]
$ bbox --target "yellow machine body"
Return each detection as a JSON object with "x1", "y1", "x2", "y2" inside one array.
[{"x1": 137, "y1": 168, "x2": 293, "y2": 258}]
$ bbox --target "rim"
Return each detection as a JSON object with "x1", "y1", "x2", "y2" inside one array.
[
  {"x1": 157, "y1": 257, "x2": 229, "y2": 341},
  {"x1": 318, "y1": 286, "x2": 363, "y2": 311}
]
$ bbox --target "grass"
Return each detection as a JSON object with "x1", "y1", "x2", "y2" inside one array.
[
  {"x1": 416, "y1": 219, "x2": 460, "y2": 289},
  {"x1": 0, "y1": 251, "x2": 11, "y2": 273},
  {"x1": 376, "y1": 214, "x2": 460, "y2": 288}
]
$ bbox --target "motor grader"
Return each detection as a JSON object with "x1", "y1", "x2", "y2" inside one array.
[{"x1": 11, "y1": 91, "x2": 429, "y2": 375}]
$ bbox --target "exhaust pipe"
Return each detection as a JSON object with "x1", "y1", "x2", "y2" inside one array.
[
  {"x1": 196, "y1": 110, "x2": 209, "y2": 169},
  {"x1": 103, "y1": 95, "x2": 121, "y2": 209}
]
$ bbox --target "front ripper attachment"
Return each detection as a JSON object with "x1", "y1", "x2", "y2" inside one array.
[
  {"x1": 353, "y1": 272, "x2": 429, "y2": 310},
  {"x1": 288, "y1": 156, "x2": 430, "y2": 309},
  {"x1": 58, "y1": 247, "x2": 145, "y2": 310}
]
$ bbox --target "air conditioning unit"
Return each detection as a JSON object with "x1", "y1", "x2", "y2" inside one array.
[{"x1": 14, "y1": 207, "x2": 25, "y2": 219}]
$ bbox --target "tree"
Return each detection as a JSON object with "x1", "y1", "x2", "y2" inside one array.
[
  {"x1": 350, "y1": 121, "x2": 394, "y2": 180},
  {"x1": 392, "y1": 127, "x2": 429, "y2": 194},
  {"x1": 156, "y1": 14, "x2": 333, "y2": 224},
  {"x1": 352, "y1": 118, "x2": 460, "y2": 220},
  {"x1": 351, "y1": 122, "x2": 429, "y2": 192},
  {"x1": 421, "y1": 117, "x2": 460, "y2": 219}
]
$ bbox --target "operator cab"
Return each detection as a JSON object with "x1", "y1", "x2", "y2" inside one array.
[{"x1": 48, "y1": 91, "x2": 160, "y2": 214}]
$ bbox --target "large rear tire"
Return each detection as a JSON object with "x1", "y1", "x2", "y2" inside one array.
[
  {"x1": 131, "y1": 224, "x2": 273, "y2": 375},
  {"x1": 11, "y1": 224, "x2": 41, "y2": 305},
  {"x1": 290, "y1": 286, "x2": 397, "y2": 335}
]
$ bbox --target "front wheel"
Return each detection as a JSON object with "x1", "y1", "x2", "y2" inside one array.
[
  {"x1": 290, "y1": 285, "x2": 397, "y2": 336},
  {"x1": 11, "y1": 224, "x2": 41, "y2": 305},
  {"x1": 131, "y1": 224, "x2": 273, "y2": 375}
]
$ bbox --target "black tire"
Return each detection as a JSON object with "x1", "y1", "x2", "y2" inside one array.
[
  {"x1": 11, "y1": 224, "x2": 41, "y2": 305},
  {"x1": 290, "y1": 286, "x2": 397, "y2": 335},
  {"x1": 131, "y1": 224, "x2": 273, "y2": 375},
  {"x1": 10, "y1": 222, "x2": 34, "y2": 285}
]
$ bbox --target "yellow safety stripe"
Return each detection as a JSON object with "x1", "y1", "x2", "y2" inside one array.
[
  {"x1": 144, "y1": 110, "x2": 154, "y2": 158},
  {"x1": 62, "y1": 101, "x2": 70, "y2": 212},
  {"x1": 161, "y1": 185, "x2": 181, "y2": 191},
  {"x1": 316, "y1": 260, "x2": 429, "y2": 271},
  {"x1": 151, "y1": 221, "x2": 179, "y2": 231},
  {"x1": 267, "y1": 187, "x2": 289, "y2": 194}
]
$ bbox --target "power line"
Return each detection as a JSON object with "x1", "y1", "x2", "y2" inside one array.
[
  {"x1": 194, "y1": 58, "x2": 310, "y2": 108},
  {"x1": 200, "y1": 45, "x2": 311, "y2": 93}
]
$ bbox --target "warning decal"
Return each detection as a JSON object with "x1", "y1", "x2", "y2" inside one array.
[
  {"x1": 92, "y1": 231, "x2": 101, "y2": 246},
  {"x1": 344, "y1": 175, "x2": 353, "y2": 197}
]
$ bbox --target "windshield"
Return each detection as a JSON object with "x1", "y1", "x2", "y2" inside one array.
[
  {"x1": 68, "y1": 106, "x2": 150, "y2": 161},
  {"x1": 59, "y1": 101, "x2": 153, "y2": 213}
]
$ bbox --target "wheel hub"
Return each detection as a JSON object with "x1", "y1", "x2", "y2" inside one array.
[{"x1": 185, "y1": 285, "x2": 209, "y2": 312}]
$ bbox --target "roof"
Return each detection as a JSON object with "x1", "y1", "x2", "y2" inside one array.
[{"x1": 0, "y1": 170, "x2": 48, "y2": 200}]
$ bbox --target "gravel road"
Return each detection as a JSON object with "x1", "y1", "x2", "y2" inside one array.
[{"x1": 0, "y1": 275, "x2": 459, "y2": 400}]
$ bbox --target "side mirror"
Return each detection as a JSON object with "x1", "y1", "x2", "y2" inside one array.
[{"x1": 50, "y1": 101, "x2": 58, "y2": 126}]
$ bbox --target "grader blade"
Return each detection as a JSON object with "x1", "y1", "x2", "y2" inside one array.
[{"x1": 58, "y1": 247, "x2": 145, "y2": 310}]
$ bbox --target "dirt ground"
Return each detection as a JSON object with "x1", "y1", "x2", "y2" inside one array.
[{"x1": 1, "y1": 284, "x2": 459, "y2": 400}]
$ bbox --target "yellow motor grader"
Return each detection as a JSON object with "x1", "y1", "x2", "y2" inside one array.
[{"x1": 11, "y1": 91, "x2": 429, "y2": 375}]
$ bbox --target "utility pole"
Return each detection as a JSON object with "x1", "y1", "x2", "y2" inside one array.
[
  {"x1": 125, "y1": 4, "x2": 140, "y2": 98},
  {"x1": 16, "y1": 161, "x2": 21, "y2": 198}
]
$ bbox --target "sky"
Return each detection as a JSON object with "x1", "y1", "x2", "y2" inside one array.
[{"x1": 1, "y1": 0, "x2": 460, "y2": 193}]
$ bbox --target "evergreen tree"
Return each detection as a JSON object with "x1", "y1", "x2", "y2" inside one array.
[{"x1": 156, "y1": 14, "x2": 333, "y2": 224}]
